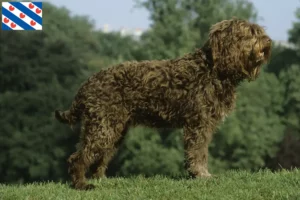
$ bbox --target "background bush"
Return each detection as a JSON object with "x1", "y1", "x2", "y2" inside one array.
[{"x1": 1, "y1": 0, "x2": 300, "y2": 183}]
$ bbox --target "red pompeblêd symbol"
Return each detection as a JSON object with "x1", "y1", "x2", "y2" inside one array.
[
  {"x1": 4, "y1": 18, "x2": 9, "y2": 23},
  {"x1": 20, "y1": 13, "x2": 25, "y2": 18},
  {"x1": 10, "y1": 22, "x2": 16, "y2": 28},
  {"x1": 36, "y1": 8, "x2": 41, "y2": 14},
  {"x1": 9, "y1": 5, "x2": 14, "y2": 11},
  {"x1": 29, "y1": 3, "x2": 34, "y2": 9},
  {"x1": 30, "y1": 20, "x2": 36, "y2": 26}
]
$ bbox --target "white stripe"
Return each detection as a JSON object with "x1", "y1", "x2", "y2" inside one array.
[
  {"x1": 2, "y1": 14, "x2": 24, "y2": 30},
  {"x1": 2, "y1": 2, "x2": 42, "y2": 30},
  {"x1": 20, "y1": 2, "x2": 42, "y2": 18}
]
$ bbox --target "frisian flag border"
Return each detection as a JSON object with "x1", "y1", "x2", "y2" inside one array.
[{"x1": 1, "y1": 2, "x2": 42, "y2": 30}]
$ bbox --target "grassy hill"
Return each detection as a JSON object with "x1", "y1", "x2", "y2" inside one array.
[{"x1": 0, "y1": 170, "x2": 299, "y2": 200}]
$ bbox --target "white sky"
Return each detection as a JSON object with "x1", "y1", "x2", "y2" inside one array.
[{"x1": 46, "y1": 0, "x2": 299, "y2": 41}]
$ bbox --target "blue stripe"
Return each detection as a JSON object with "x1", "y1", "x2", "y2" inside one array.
[
  {"x1": 2, "y1": 8, "x2": 35, "y2": 30},
  {"x1": 2, "y1": 23, "x2": 13, "y2": 30},
  {"x1": 32, "y1": 2, "x2": 42, "y2": 9},
  {"x1": 9, "y1": 2, "x2": 42, "y2": 25}
]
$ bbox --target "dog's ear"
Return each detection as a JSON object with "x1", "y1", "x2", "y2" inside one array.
[{"x1": 208, "y1": 19, "x2": 243, "y2": 70}]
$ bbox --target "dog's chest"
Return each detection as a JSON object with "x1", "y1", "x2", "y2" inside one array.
[
  {"x1": 215, "y1": 91, "x2": 236, "y2": 122},
  {"x1": 194, "y1": 83, "x2": 236, "y2": 122}
]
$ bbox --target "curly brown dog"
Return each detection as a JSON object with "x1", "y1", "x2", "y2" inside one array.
[{"x1": 55, "y1": 18, "x2": 272, "y2": 190}]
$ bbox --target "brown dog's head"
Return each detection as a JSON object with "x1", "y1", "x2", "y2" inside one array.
[{"x1": 208, "y1": 18, "x2": 272, "y2": 81}]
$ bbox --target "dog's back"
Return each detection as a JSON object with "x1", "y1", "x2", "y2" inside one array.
[{"x1": 55, "y1": 56, "x2": 203, "y2": 128}]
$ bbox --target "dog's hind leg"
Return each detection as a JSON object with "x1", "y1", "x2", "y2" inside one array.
[
  {"x1": 90, "y1": 120, "x2": 130, "y2": 179},
  {"x1": 67, "y1": 120, "x2": 101, "y2": 190},
  {"x1": 67, "y1": 117, "x2": 112, "y2": 190},
  {"x1": 67, "y1": 151, "x2": 94, "y2": 190},
  {"x1": 68, "y1": 112, "x2": 130, "y2": 190},
  {"x1": 89, "y1": 150, "x2": 116, "y2": 179}
]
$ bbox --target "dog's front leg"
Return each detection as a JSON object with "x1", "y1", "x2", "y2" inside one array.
[{"x1": 183, "y1": 125, "x2": 214, "y2": 178}]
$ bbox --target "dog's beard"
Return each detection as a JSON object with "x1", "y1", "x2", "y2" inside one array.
[
  {"x1": 249, "y1": 66, "x2": 261, "y2": 81},
  {"x1": 240, "y1": 65, "x2": 260, "y2": 82},
  {"x1": 245, "y1": 51, "x2": 267, "y2": 81},
  {"x1": 250, "y1": 51, "x2": 270, "y2": 81}
]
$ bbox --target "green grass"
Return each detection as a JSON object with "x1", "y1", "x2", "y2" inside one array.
[{"x1": 1, "y1": 170, "x2": 300, "y2": 200}]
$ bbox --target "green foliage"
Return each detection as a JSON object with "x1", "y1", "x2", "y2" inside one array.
[
  {"x1": 89, "y1": 32, "x2": 144, "y2": 72},
  {"x1": 265, "y1": 9, "x2": 300, "y2": 169},
  {"x1": 288, "y1": 8, "x2": 300, "y2": 48},
  {"x1": 0, "y1": 2, "x2": 145, "y2": 183},
  {"x1": 279, "y1": 65, "x2": 300, "y2": 129},
  {"x1": 0, "y1": 2, "x2": 97, "y2": 183},
  {"x1": 265, "y1": 45, "x2": 298, "y2": 76},
  {"x1": 271, "y1": 65, "x2": 300, "y2": 169},
  {"x1": 110, "y1": 127, "x2": 185, "y2": 177},
  {"x1": 1, "y1": 0, "x2": 300, "y2": 183},
  {"x1": 1, "y1": 170, "x2": 300, "y2": 200},
  {"x1": 281, "y1": 10, "x2": 300, "y2": 133},
  {"x1": 136, "y1": 0, "x2": 258, "y2": 59}
]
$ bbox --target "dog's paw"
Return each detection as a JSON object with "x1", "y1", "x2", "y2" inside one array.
[
  {"x1": 189, "y1": 171, "x2": 212, "y2": 179},
  {"x1": 92, "y1": 174, "x2": 107, "y2": 179},
  {"x1": 199, "y1": 172, "x2": 212, "y2": 177}
]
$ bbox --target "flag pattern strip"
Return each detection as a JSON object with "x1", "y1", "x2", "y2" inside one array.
[{"x1": 2, "y1": 2, "x2": 42, "y2": 31}]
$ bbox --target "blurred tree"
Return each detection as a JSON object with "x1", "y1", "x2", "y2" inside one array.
[
  {"x1": 135, "y1": 0, "x2": 258, "y2": 59},
  {"x1": 264, "y1": 8, "x2": 300, "y2": 170},
  {"x1": 108, "y1": 127, "x2": 186, "y2": 177},
  {"x1": 0, "y1": 2, "x2": 98, "y2": 183},
  {"x1": 279, "y1": 64, "x2": 300, "y2": 137},
  {"x1": 265, "y1": 8, "x2": 299, "y2": 77},
  {"x1": 89, "y1": 32, "x2": 144, "y2": 72},
  {"x1": 288, "y1": 8, "x2": 300, "y2": 48},
  {"x1": 265, "y1": 45, "x2": 297, "y2": 77},
  {"x1": 1, "y1": 0, "x2": 298, "y2": 181}
]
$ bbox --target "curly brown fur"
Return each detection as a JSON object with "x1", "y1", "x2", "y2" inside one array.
[{"x1": 55, "y1": 18, "x2": 272, "y2": 190}]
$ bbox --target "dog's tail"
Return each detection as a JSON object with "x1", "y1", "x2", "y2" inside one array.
[{"x1": 55, "y1": 101, "x2": 81, "y2": 125}]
